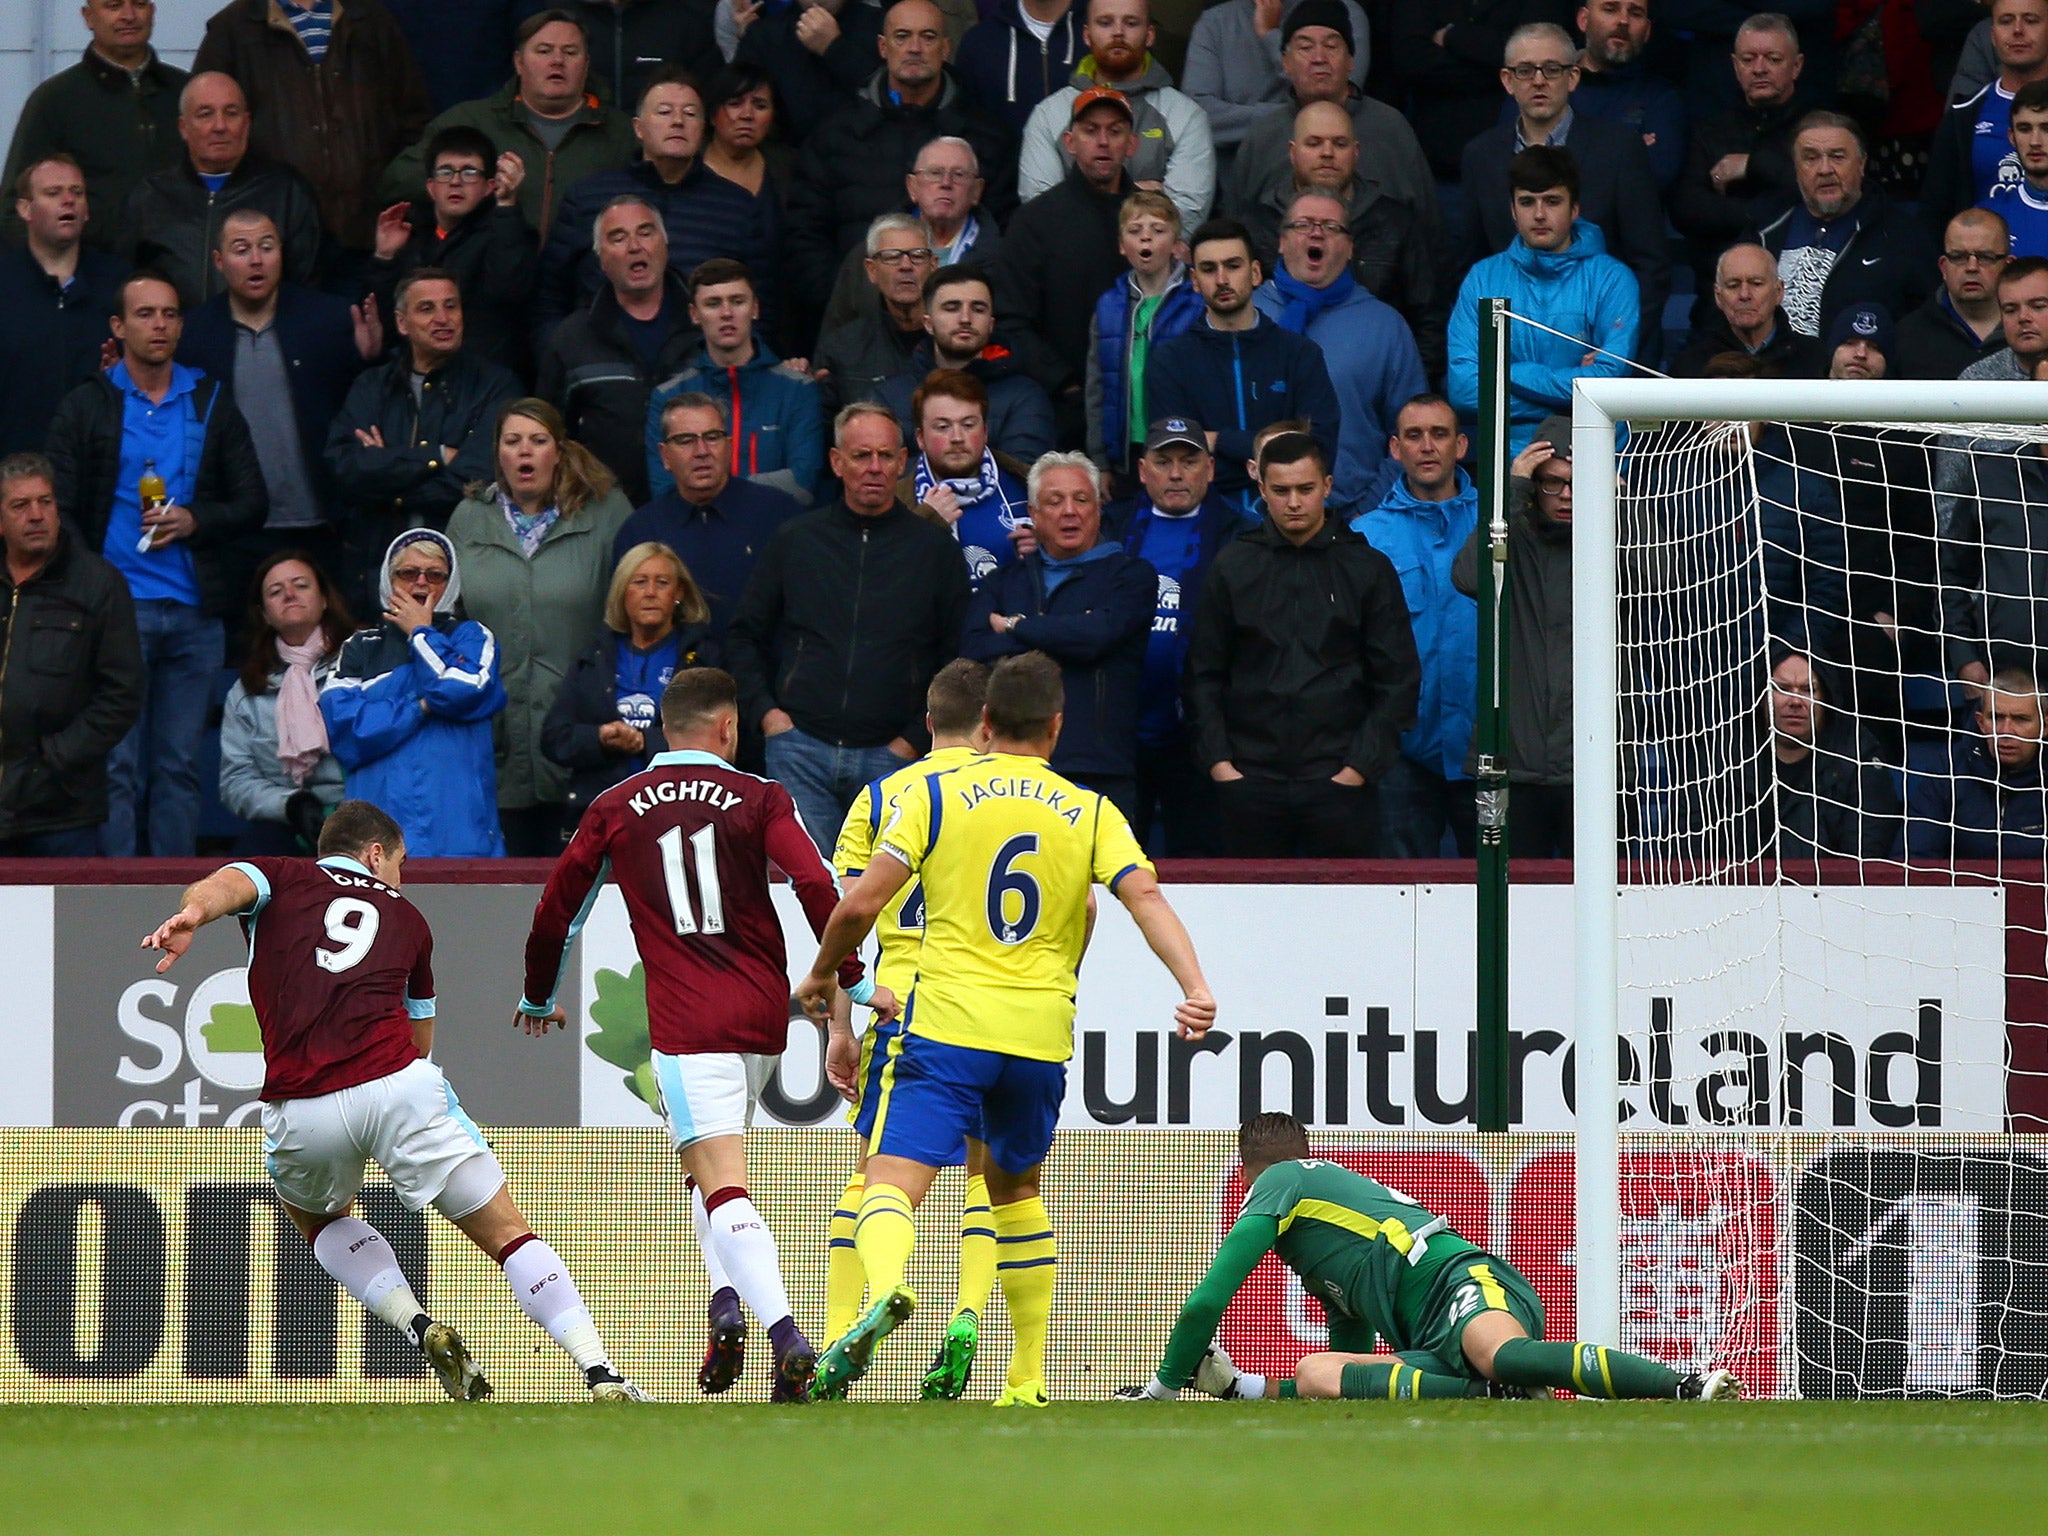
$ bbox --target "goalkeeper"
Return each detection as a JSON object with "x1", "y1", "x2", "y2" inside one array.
[{"x1": 1119, "y1": 1113, "x2": 1740, "y2": 1403}]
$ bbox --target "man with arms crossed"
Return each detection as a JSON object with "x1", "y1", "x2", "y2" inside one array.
[
  {"x1": 140, "y1": 799, "x2": 641, "y2": 1401},
  {"x1": 797, "y1": 651, "x2": 1216, "y2": 1405},
  {"x1": 519, "y1": 669, "x2": 867, "y2": 1403},
  {"x1": 825, "y1": 658, "x2": 996, "y2": 1400}
]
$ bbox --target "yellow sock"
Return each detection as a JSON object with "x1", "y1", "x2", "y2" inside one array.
[
  {"x1": 854, "y1": 1182, "x2": 918, "y2": 1296},
  {"x1": 825, "y1": 1170, "x2": 866, "y2": 1341},
  {"x1": 992, "y1": 1196, "x2": 1056, "y2": 1388},
  {"x1": 955, "y1": 1173, "x2": 996, "y2": 1320}
]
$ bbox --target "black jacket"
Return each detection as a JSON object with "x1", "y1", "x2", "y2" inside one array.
[
  {"x1": 1766, "y1": 722, "x2": 1904, "y2": 865},
  {"x1": 178, "y1": 283, "x2": 370, "y2": 518},
  {"x1": 0, "y1": 528, "x2": 144, "y2": 839},
  {"x1": 726, "y1": 499, "x2": 971, "y2": 749},
  {"x1": 1453, "y1": 482, "x2": 1571, "y2": 785},
  {"x1": 733, "y1": 0, "x2": 888, "y2": 144},
  {"x1": 959, "y1": 546, "x2": 1158, "y2": 778},
  {"x1": 1185, "y1": 515, "x2": 1420, "y2": 782},
  {"x1": 1753, "y1": 188, "x2": 1938, "y2": 346},
  {"x1": 124, "y1": 154, "x2": 325, "y2": 308},
  {"x1": 1388, "y1": 0, "x2": 1580, "y2": 180},
  {"x1": 363, "y1": 200, "x2": 539, "y2": 381},
  {"x1": 325, "y1": 348, "x2": 523, "y2": 535},
  {"x1": 815, "y1": 296, "x2": 927, "y2": 421},
  {"x1": 1458, "y1": 114, "x2": 1670, "y2": 362},
  {"x1": 44, "y1": 370, "x2": 269, "y2": 619},
  {"x1": 535, "y1": 275, "x2": 701, "y2": 505},
  {"x1": 0, "y1": 245, "x2": 125, "y2": 457},
  {"x1": 1924, "y1": 79, "x2": 2005, "y2": 243},
  {"x1": 568, "y1": 0, "x2": 724, "y2": 110},
  {"x1": 785, "y1": 69, "x2": 1014, "y2": 304},
  {"x1": 1894, "y1": 287, "x2": 2009, "y2": 380},
  {"x1": 540, "y1": 619, "x2": 716, "y2": 819},
  {"x1": 1669, "y1": 305, "x2": 1826, "y2": 379},
  {"x1": 1669, "y1": 95, "x2": 1804, "y2": 260},
  {"x1": 993, "y1": 167, "x2": 1132, "y2": 391},
  {"x1": 1, "y1": 46, "x2": 189, "y2": 251}
]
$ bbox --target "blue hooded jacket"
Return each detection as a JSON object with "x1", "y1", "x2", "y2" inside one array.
[
  {"x1": 1091, "y1": 265, "x2": 1205, "y2": 468},
  {"x1": 1147, "y1": 314, "x2": 1343, "y2": 511},
  {"x1": 1448, "y1": 218, "x2": 1639, "y2": 454},
  {"x1": 1352, "y1": 468, "x2": 1481, "y2": 782},
  {"x1": 319, "y1": 528, "x2": 508, "y2": 858},
  {"x1": 1254, "y1": 276, "x2": 1428, "y2": 510},
  {"x1": 645, "y1": 340, "x2": 825, "y2": 504}
]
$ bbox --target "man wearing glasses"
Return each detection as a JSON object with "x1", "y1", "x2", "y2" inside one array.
[
  {"x1": 816, "y1": 214, "x2": 937, "y2": 419},
  {"x1": 1455, "y1": 21, "x2": 1667, "y2": 366},
  {"x1": 1896, "y1": 209, "x2": 2013, "y2": 379},
  {"x1": 818, "y1": 137, "x2": 1002, "y2": 336},
  {"x1": 613, "y1": 392, "x2": 803, "y2": 652}
]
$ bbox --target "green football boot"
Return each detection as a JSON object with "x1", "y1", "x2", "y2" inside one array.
[
  {"x1": 810, "y1": 1283, "x2": 917, "y2": 1400},
  {"x1": 920, "y1": 1309, "x2": 979, "y2": 1400}
]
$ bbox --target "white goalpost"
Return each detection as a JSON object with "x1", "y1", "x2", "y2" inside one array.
[{"x1": 1569, "y1": 379, "x2": 2048, "y2": 1396}]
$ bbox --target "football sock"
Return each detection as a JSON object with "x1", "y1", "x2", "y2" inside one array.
[
  {"x1": 1339, "y1": 1362, "x2": 1475, "y2": 1400},
  {"x1": 853, "y1": 1183, "x2": 918, "y2": 1295},
  {"x1": 690, "y1": 1182, "x2": 736, "y2": 1294},
  {"x1": 311, "y1": 1217, "x2": 427, "y2": 1339},
  {"x1": 1277, "y1": 1379, "x2": 1299, "y2": 1399},
  {"x1": 992, "y1": 1196, "x2": 1056, "y2": 1388},
  {"x1": 825, "y1": 1170, "x2": 867, "y2": 1341},
  {"x1": 499, "y1": 1233, "x2": 609, "y2": 1371},
  {"x1": 1490, "y1": 1338, "x2": 1684, "y2": 1399},
  {"x1": 702, "y1": 1186, "x2": 796, "y2": 1329},
  {"x1": 956, "y1": 1173, "x2": 996, "y2": 1320},
  {"x1": 1234, "y1": 1371, "x2": 1268, "y2": 1400}
]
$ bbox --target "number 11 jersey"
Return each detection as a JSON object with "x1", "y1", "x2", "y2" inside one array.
[
  {"x1": 230, "y1": 856, "x2": 435, "y2": 1102},
  {"x1": 522, "y1": 749, "x2": 861, "y2": 1055}
]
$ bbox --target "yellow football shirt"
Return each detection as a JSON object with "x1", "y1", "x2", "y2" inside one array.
[
  {"x1": 830, "y1": 745, "x2": 982, "y2": 997},
  {"x1": 876, "y1": 750, "x2": 1153, "y2": 1063}
]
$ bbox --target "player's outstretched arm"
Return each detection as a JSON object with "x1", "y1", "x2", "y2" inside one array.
[
  {"x1": 797, "y1": 852, "x2": 912, "y2": 1022},
  {"x1": 140, "y1": 866, "x2": 262, "y2": 973},
  {"x1": 1123, "y1": 1213, "x2": 1280, "y2": 1399},
  {"x1": 1112, "y1": 869, "x2": 1216, "y2": 1039}
]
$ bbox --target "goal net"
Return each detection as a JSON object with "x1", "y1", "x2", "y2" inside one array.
[{"x1": 1571, "y1": 379, "x2": 2048, "y2": 1400}]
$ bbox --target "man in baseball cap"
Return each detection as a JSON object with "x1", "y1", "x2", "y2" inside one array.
[{"x1": 1825, "y1": 302, "x2": 1895, "y2": 380}]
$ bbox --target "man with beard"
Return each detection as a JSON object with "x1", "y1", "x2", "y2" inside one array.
[
  {"x1": 878, "y1": 267, "x2": 1055, "y2": 463},
  {"x1": 1568, "y1": 0, "x2": 1686, "y2": 190}
]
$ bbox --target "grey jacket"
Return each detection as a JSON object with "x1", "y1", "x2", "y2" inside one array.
[
  {"x1": 1452, "y1": 478, "x2": 1573, "y2": 785},
  {"x1": 446, "y1": 485, "x2": 635, "y2": 807},
  {"x1": 1936, "y1": 346, "x2": 2048, "y2": 673},
  {"x1": 1018, "y1": 56, "x2": 1216, "y2": 229},
  {"x1": 219, "y1": 656, "x2": 347, "y2": 824},
  {"x1": 1181, "y1": 0, "x2": 1370, "y2": 151}
]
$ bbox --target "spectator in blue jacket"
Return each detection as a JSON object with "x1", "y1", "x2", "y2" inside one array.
[
  {"x1": 1254, "y1": 189, "x2": 1428, "y2": 511},
  {"x1": 1351, "y1": 394, "x2": 1480, "y2": 857},
  {"x1": 1105, "y1": 417, "x2": 1251, "y2": 854},
  {"x1": 1087, "y1": 188, "x2": 1203, "y2": 473},
  {"x1": 644, "y1": 258, "x2": 824, "y2": 505},
  {"x1": 1448, "y1": 146, "x2": 1640, "y2": 454},
  {"x1": 899, "y1": 369, "x2": 1033, "y2": 591},
  {"x1": 180, "y1": 208, "x2": 378, "y2": 575},
  {"x1": 1569, "y1": 0, "x2": 1688, "y2": 190},
  {"x1": 875, "y1": 265, "x2": 1057, "y2": 464},
  {"x1": 533, "y1": 67, "x2": 782, "y2": 346},
  {"x1": 616, "y1": 391, "x2": 805, "y2": 649},
  {"x1": 955, "y1": 0, "x2": 1088, "y2": 138},
  {"x1": 960, "y1": 450, "x2": 1157, "y2": 815},
  {"x1": 1148, "y1": 217, "x2": 1341, "y2": 514},
  {"x1": 319, "y1": 528, "x2": 507, "y2": 857},
  {"x1": 1906, "y1": 667, "x2": 2048, "y2": 862}
]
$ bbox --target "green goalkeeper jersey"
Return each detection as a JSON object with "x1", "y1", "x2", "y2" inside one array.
[{"x1": 1155, "y1": 1159, "x2": 1481, "y2": 1389}]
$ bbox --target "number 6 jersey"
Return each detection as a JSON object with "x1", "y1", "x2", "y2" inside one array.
[
  {"x1": 521, "y1": 748, "x2": 863, "y2": 1055},
  {"x1": 229, "y1": 856, "x2": 435, "y2": 1101}
]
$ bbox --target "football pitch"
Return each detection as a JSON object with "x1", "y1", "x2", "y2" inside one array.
[{"x1": 3, "y1": 1401, "x2": 2043, "y2": 1534}]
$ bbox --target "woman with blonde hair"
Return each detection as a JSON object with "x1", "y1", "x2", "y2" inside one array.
[
  {"x1": 447, "y1": 398, "x2": 634, "y2": 855},
  {"x1": 543, "y1": 541, "x2": 716, "y2": 822}
]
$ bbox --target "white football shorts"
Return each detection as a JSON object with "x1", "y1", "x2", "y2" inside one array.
[
  {"x1": 260, "y1": 1057, "x2": 505, "y2": 1219},
  {"x1": 650, "y1": 1050, "x2": 775, "y2": 1149}
]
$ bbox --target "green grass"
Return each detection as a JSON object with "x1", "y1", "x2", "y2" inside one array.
[{"x1": 3, "y1": 1401, "x2": 2045, "y2": 1534}]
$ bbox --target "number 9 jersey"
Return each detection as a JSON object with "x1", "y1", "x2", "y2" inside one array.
[
  {"x1": 877, "y1": 751, "x2": 1153, "y2": 1064},
  {"x1": 230, "y1": 856, "x2": 436, "y2": 1101}
]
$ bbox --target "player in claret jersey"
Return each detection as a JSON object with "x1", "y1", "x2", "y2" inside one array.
[
  {"x1": 1116, "y1": 1112, "x2": 1741, "y2": 1404},
  {"x1": 140, "y1": 800, "x2": 644, "y2": 1402},
  {"x1": 519, "y1": 668, "x2": 870, "y2": 1403}
]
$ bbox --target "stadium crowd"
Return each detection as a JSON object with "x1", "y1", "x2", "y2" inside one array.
[{"x1": 3, "y1": 0, "x2": 2046, "y2": 864}]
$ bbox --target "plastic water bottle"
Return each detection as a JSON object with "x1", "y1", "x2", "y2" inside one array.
[{"x1": 136, "y1": 459, "x2": 167, "y2": 554}]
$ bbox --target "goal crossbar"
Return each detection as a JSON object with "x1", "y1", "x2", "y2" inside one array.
[{"x1": 1568, "y1": 378, "x2": 2048, "y2": 1351}]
